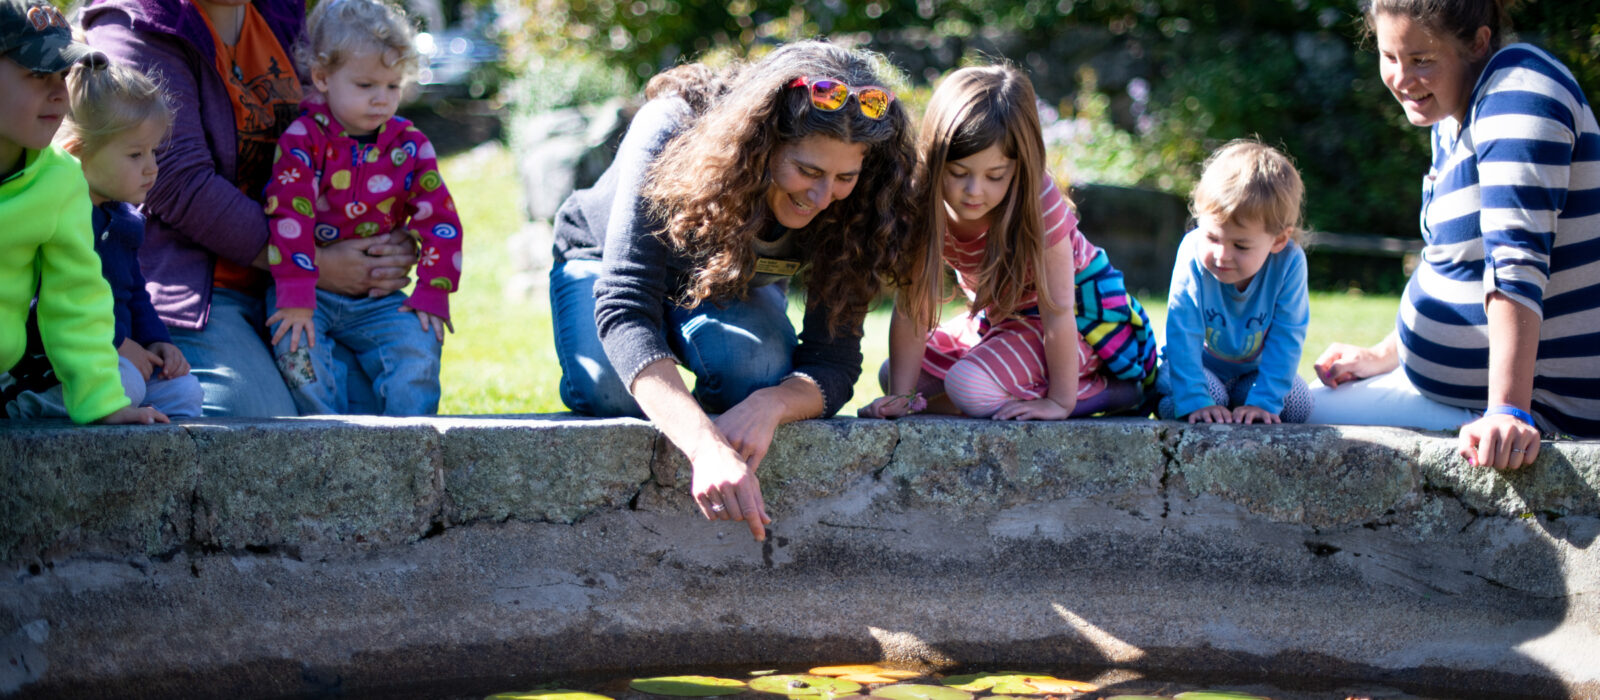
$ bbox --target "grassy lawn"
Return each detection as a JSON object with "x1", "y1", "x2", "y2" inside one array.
[{"x1": 438, "y1": 142, "x2": 1403, "y2": 417}]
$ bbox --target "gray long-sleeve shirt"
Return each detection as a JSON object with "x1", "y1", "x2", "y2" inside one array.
[{"x1": 551, "y1": 98, "x2": 864, "y2": 416}]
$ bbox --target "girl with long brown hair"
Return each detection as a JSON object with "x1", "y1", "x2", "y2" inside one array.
[
  {"x1": 549, "y1": 41, "x2": 916, "y2": 541},
  {"x1": 862, "y1": 64, "x2": 1156, "y2": 421}
]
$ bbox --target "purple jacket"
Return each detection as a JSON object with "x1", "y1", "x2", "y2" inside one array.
[{"x1": 81, "y1": 0, "x2": 304, "y2": 329}]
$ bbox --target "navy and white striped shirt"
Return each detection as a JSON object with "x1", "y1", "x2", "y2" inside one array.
[{"x1": 1398, "y1": 43, "x2": 1600, "y2": 437}]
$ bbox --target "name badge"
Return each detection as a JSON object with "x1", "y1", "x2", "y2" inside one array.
[{"x1": 754, "y1": 257, "x2": 801, "y2": 276}]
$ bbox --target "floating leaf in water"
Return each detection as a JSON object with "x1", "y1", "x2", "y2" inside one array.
[
  {"x1": 751, "y1": 671, "x2": 779, "y2": 677},
  {"x1": 838, "y1": 674, "x2": 899, "y2": 684},
  {"x1": 938, "y1": 672, "x2": 1036, "y2": 691},
  {"x1": 1173, "y1": 692, "x2": 1269, "y2": 700},
  {"x1": 812, "y1": 665, "x2": 921, "y2": 681},
  {"x1": 989, "y1": 677, "x2": 1098, "y2": 695},
  {"x1": 1102, "y1": 696, "x2": 1171, "y2": 700},
  {"x1": 487, "y1": 691, "x2": 613, "y2": 700},
  {"x1": 749, "y1": 674, "x2": 863, "y2": 696},
  {"x1": 871, "y1": 683, "x2": 974, "y2": 700},
  {"x1": 629, "y1": 676, "x2": 748, "y2": 697}
]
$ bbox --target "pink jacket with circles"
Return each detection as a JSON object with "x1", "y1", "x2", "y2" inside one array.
[{"x1": 264, "y1": 100, "x2": 463, "y2": 320}]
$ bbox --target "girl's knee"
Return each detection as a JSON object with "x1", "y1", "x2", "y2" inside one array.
[{"x1": 943, "y1": 360, "x2": 1011, "y2": 418}]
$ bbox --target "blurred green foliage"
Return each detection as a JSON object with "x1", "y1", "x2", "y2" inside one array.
[{"x1": 503, "y1": 0, "x2": 1600, "y2": 239}]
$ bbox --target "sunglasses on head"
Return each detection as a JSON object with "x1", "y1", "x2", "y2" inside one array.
[{"x1": 787, "y1": 76, "x2": 895, "y2": 120}]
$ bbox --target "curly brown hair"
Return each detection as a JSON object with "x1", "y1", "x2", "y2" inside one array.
[
  {"x1": 900, "y1": 64, "x2": 1057, "y2": 330},
  {"x1": 643, "y1": 41, "x2": 918, "y2": 336}
]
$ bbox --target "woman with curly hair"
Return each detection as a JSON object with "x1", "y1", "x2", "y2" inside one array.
[{"x1": 549, "y1": 41, "x2": 917, "y2": 541}]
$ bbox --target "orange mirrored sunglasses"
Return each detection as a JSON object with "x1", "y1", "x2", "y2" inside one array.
[{"x1": 787, "y1": 76, "x2": 895, "y2": 120}]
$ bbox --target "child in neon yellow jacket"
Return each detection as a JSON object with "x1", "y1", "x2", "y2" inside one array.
[{"x1": 1, "y1": 0, "x2": 165, "y2": 424}]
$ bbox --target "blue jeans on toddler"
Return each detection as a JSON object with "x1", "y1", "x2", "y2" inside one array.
[
  {"x1": 266, "y1": 288, "x2": 443, "y2": 416},
  {"x1": 549, "y1": 259, "x2": 797, "y2": 417}
]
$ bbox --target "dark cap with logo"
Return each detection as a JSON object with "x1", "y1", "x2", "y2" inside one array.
[{"x1": 1, "y1": 0, "x2": 104, "y2": 73}]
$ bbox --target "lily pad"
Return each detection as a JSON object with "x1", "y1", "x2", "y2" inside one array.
[
  {"x1": 871, "y1": 683, "x2": 974, "y2": 700},
  {"x1": 989, "y1": 677, "x2": 1098, "y2": 695},
  {"x1": 1103, "y1": 696, "x2": 1171, "y2": 700},
  {"x1": 938, "y1": 672, "x2": 1036, "y2": 692},
  {"x1": 811, "y1": 665, "x2": 885, "y2": 677},
  {"x1": 630, "y1": 676, "x2": 748, "y2": 697},
  {"x1": 751, "y1": 671, "x2": 779, "y2": 677},
  {"x1": 487, "y1": 692, "x2": 613, "y2": 700},
  {"x1": 1172, "y1": 693, "x2": 1268, "y2": 700},
  {"x1": 749, "y1": 674, "x2": 863, "y2": 696}
]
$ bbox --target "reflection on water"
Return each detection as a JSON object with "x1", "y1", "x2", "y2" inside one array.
[{"x1": 319, "y1": 663, "x2": 1542, "y2": 700}]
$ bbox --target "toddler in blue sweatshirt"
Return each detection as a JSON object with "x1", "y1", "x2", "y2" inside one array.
[{"x1": 1156, "y1": 139, "x2": 1312, "y2": 424}]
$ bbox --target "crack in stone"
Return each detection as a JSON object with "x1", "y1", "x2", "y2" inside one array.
[{"x1": 818, "y1": 519, "x2": 908, "y2": 533}]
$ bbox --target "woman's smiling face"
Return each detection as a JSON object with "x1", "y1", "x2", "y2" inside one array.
[
  {"x1": 1375, "y1": 11, "x2": 1489, "y2": 128},
  {"x1": 765, "y1": 134, "x2": 867, "y2": 229}
]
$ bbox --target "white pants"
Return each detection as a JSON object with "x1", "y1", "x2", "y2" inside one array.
[{"x1": 1307, "y1": 367, "x2": 1477, "y2": 431}]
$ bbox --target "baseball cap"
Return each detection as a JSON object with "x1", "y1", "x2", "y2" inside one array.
[{"x1": 1, "y1": 0, "x2": 105, "y2": 73}]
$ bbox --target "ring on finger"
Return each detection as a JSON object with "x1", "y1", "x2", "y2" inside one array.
[
  {"x1": 711, "y1": 503, "x2": 726, "y2": 513},
  {"x1": 1511, "y1": 448, "x2": 1525, "y2": 454}
]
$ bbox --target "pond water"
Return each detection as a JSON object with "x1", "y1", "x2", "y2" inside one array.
[{"x1": 315, "y1": 664, "x2": 1550, "y2": 700}]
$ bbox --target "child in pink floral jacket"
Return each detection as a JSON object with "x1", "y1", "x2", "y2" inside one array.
[{"x1": 262, "y1": 0, "x2": 460, "y2": 415}]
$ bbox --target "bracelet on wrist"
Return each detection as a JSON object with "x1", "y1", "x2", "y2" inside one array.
[{"x1": 1484, "y1": 405, "x2": 1536, "y2": 428}]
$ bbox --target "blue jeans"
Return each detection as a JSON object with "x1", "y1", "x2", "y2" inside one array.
[
  {"x1": 549, "y1": 259, "x2": 797, "y2": 417},
  {"x1": 4, "y1": 356, "x2": 202, "y2": 419},
  {"x1": 266, "y1": 288, "x2": 442, "y2": 416},
  {"x1": 168, "y1": 289, "x2": 298, "y2": 417},
  {"x1": 168, "y1": 289, "x2": 381, "y2": 417}
]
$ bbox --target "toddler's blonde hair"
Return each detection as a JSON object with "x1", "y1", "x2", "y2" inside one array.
[
  {"x1": 296, "y1": 0, "x2": 420, "y2": 78},
  {"x1": 1191, "y1": 139, "x2": 1305, "y2": 243},
  {"x1": 58, "y1": 61, "x2": 173, "y2": 158}
]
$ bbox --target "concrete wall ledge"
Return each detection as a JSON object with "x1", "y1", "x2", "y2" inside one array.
[{"x1": 2, "y1": 416, "x2": 1597, "y2": 699}]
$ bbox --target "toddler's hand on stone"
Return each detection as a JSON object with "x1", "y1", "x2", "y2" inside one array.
[
  {"x1": 1186, "y1": 405, "x2": 1233, "y2": 424},
  {"x1": 1232, "y1": 405, "x2": 1280, "y2": 424}
]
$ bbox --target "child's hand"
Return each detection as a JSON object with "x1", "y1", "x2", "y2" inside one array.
[
  {"x1": 993, "y1": 397, "x2": 1073, "y2": 421},
  {"x1": 859, "y1": 393, "x2": 926, "y2": 419},
  {"x1": 402, "y1": 305, "x2": 453, "y2": 342},
  {"x1": 117, "y1": 337, "x2": 159, "y2": 380},
  {"x1": 267, "y1": 307, "x2": 316, "y2": 353},
  {"x1": 1232, "y1": 405, "x2": 1280, "y2": 424},
  {"x1": 98, "y1": 405, "x2": 170, "y2": 425},
  {"x1": 147, "y1": 342, "x2": 191, "y2": 379},
  {"x1": 1185, "y1": 404, "x2": 1233, "y2": 424}
]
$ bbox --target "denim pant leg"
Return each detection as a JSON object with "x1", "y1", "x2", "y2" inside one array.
[
  {"x1": 265, "y1": 287, "x2": 346, "y2": 416},
  {"x1": 549, "y1": 260, "x2": 643, "y2": 417},
  {"x1": 667, "y1": 283, "x2": 796, "y2": 414},
  {"x1": 144, "y1": 372, "x2": 205, "y2": 418},
  {"x1": 167, "y1": 289, "x2": 299, "y2": 417},
  {"x1": 330, "y1": 291, "x2": 442, "y2": 416}
]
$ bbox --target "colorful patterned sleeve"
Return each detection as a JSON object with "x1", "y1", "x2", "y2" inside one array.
[
  {"x1": 399, "y1": 127, "x2": 463, "y2": 321},
  {"x1": 263, "y1": 116, "x2": 324, "y2": 311}
]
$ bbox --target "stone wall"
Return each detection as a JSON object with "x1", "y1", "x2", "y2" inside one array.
[{"x1": 2, "y1": 417, "x2": 1597, "y2": 698}]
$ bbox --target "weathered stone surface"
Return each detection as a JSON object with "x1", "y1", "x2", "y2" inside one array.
[
  {"x1": 187, "y1": 418, "x2": 440, "y2": 549},
  {"x1": 882, "y1": 417, "x2": 1169, "y2": 511},
  {"x1": 440, "y1": 414, "x2": 653, "y2": 523},
  {"x1": 1171, "y1": 423, "x2": 1422, "y2": 527},
  {"x1": 1417, "y1": 436, "x2": 1600, "y2": 516},
  {"x1": 3, "y1": 417, "x2": 1599, "y2": 699},
  {"x1": 0, "y1": 422, "x2": 196, "y2": 559},
  {"x1": 648, "y1": 418, "x2": 900, "y2": 509}
]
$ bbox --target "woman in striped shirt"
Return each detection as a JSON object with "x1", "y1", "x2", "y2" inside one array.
[{"x1": 1310, "y1": 0, "x2": 1600, "y2": 466}]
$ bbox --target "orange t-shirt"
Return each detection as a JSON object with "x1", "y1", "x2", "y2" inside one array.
[{"x1": 199, "y1": 2, "x2": 302, "y2": 291}]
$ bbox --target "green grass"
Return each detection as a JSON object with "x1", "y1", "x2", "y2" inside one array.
[{"x1": 437, "y1": 142, "x2": 1403, "y2": 416}]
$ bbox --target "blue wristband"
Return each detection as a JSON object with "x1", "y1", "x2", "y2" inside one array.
[{"x1": 1484, "y1": 405, "x2": 1536, "y2": 428}]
